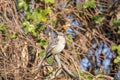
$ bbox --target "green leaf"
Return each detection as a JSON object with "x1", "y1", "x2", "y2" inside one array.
[
  {"x1": 37, "y1": 38, "x2": 48, "y2": 46},
  {"x1": 24, "y1": 3, "x2": 29, "y2": 10},
  {"x1": 18, "y1": 0, "x2": 28, "y2": 10},
  {"x1": 32, "y1": 30, "x2": 38, "y2": 36},
  {"x1": 117, "y1": 45, "x2": 120, "y2": 55},
  {"x1": 114, "y1": 56, "x2": 120, "y2": 63},
  {"x1": 23, "y1": 21, "x2": 29, "y2": 26},
  {"x1": 83, "y1": 0, "x2": 95, "y2": 8},
  {"x1": 27, "y1": 8, "x2": 51, "y2": 23},
  {"x1": 27, "y1": 10, "x2": 42, "y2": 24},
  {"x1": 18, "y1": 0, "x2": 25, "y2": 9},
  {"x1": 39, "y1": 25, "x2": 45, "y2": 30},
  {"x1": 111, "y1": 45, "x2": 117, "y2": 50},
  {"x1": 79, "y1": 71, "x2": 85, "y2": 76},
  {"x1": 23, "y1": 21, "x2": 38, "y2": 36},
  {"x1": 117, "y1": 50, "x2": 120, "y2": 56},
  {"x1": 40, "y1": 16, "x2": 47, "y2": 22},
  {"x1": 87, "y1": 76, "x2": 93, "y2": 80},
  {"x1": 45, "y1": 7, "x2": 51, "y2": 14},
  {"x1": 52, "y1": 19, "x2": 57, "y2": 26},
  {"x1": 36, "y1": 24, "x2": 45, "y2": 31},
  {"x1": 117, "y1": 45, "x2": 120, "y2": 50},
  {"x1": 47, "y1": 57, "x2": 54, "y2": 64},
  {"x1": 67, "y1": 34, "x2": 73, "y2": 40},
  {"x1": 97, "y1": 77, "x2": 104, "y2": 80},
  {"x1": 40, "y1": 7, "x2": 51, "y2": 16},
  {"x1": 28, "y1": 24, "x2": 35, "y2": 32},
  {"x1": 93, "y1": 15, "x2": 104, "y2": 24},
  {"x1": 39, "y1": 50, "x2": 45, "y2": 58},
  {"x1": 112, "y1": 20, "x2": 120, "y2": 27},
  {"x1": 0, "y1": 25, "x2": 6, "y2": 33},
  {"x1": 25, "y1": 0, "x2": 31, "y2": 4},
  {"x1": 45, "y1": 0, "x2": 55, "y2": 3},
  {"x1": 10, "y1": 33, "x2": 18, "y2": 39},
  {"x1": 118, "y1": 30, "x2": 120, "y2": 34}
]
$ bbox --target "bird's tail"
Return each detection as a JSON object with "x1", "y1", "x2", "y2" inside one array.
[{"x1": 35, "y1": 55, "x2": 46, "y2": 72}]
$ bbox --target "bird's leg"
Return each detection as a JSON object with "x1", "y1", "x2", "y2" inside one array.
[
  {"x1": 54, "y1": 55, "x2": 62, "y2": 76},
  {"x1": 44, "y1": 55, "x2": 62, "y2": 80}
]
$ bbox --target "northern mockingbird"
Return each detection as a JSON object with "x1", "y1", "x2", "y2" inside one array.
[{"x1": 35, "y1": 31, "x2": 65, "y2": 71}]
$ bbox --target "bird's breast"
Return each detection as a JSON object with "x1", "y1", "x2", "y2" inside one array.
[{"x1": 51, "y1": 35, "x2": 65, "y2": 54}]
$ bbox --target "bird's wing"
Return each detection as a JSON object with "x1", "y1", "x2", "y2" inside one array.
[
  {"x1": 45, "y1": 37, "x2": 59, "y2": 58},
  {"x1": 35, "y1": 39, "x2": 58, "y2": 71}
]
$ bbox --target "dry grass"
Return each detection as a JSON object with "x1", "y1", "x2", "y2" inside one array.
[{"x1": 0, "y1": 0, "x2": 120, "y2": 80}]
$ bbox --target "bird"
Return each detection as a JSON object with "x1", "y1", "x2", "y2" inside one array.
[{"x1": 35, "y1": 30, "x2": 66, "y2": 71}]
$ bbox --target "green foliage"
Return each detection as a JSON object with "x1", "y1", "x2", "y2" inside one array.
[
  {"x1": 67, "y1": 34, "x2": 73, "y2": 40},
  {"x1": 45, "y1": 0, "x2": 55, "y2": 3},
  {"x1": 0, "y1": 25, "x2": 6, "y2": 34},
  {"x1": 114, "y1": 56, "x2": 120, "y2": 63},
  {"x1": 79, "y1": 71, "x2": 85, "y2": 76},
  {"x1": 112, "y1": 45, "x2": 120, "y2": 63},
  {"x1": 118, "y1": 30, "x2": 120, "y2": 34},
  {"x1": 97, "y1": 78, "x2": 104, "y2": 80},
  {"x1": 94, "y1": 68, "x2": 103, "y2": 75},
  {"x1": 0, "y1": 25, "x2": 18, "y2": 39},
  {"x1": 18, "y1": 0, "x2": 52, "y2": 37},
  {"x1": 83, "y1": 0, "x2": 96, "y2": 8},
  {"x1": 27, "y1": 7, "x2": 51, "y2": 24},
  {"x1": 79, "y1": 71, "x2": 93, "y2": 80},
  {"x1": 37, "y1": 38, "x2": 48, "y2": 46},
  {"x1": 112, "y1": 45, "x2": 120, "y2": 55},
  {"x1": 51, "y1": 19, "x2": 57, "y2": 27},
  {"x1": 112, "y1": 20, "x2": 120, "y2": 27},
  {"x1": 36, "y1": 23, "x2": 45, "y2": 31},
  {"x1": 23, "y1": 21, "x2": 38, "y2": 36},
  {"x1": 23, "y1": 21, "x2": 45, "y2": 36},
  {"x1": 117, "y1": 45, "x2": 120, "y2": 55},
  {"x1": 87, "y1": 76, "x2": 93, "y2": 80},
  {"x1": 47, "y1": 57, "x2": 54, "y2": 64},
  {"x1": 10, "y1": 33, "x2": 18, "y2": 39},
  {"x1": 112, "y1": 20, "x2": 120, "y2": 34},
  {"x1": 22, "y1": 7, "x2": 51, "y2": 36},
  {"x1": 18, "y1": 0, "x2": 29, "y2": 10},
  {"x1": 40, "y1": 50, "x2": 45, "y2": 58},
  {"x1": 111, "y1": 45, "x2": 118, "y2": 51},
  {"x1": 66, "y1": 34, "x2": 73, "y2": 45},
  {"x1": 93, "y1": 15, "x2": 104, "y2": 24}
]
